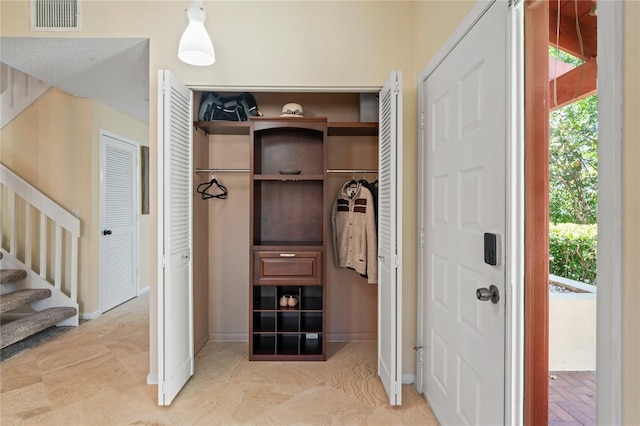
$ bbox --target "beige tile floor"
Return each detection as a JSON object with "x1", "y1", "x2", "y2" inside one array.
[{"x1": 1, "y1": 294, "x2": 439, "y2": 425}]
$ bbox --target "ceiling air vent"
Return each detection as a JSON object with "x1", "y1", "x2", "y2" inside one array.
[{"x1": 31, "y1": 0, "x2": 81, "y2": 31}]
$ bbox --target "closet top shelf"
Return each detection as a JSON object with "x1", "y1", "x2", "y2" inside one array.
[{"x1": 193, "y1": 120, "x2": 379, "y2": 137}]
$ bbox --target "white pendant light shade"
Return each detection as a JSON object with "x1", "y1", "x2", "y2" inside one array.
[{"x1": 178, "y1": 0, "x2": 215, "y2": 66}]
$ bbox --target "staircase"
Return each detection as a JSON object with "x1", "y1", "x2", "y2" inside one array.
[
  {"x1": 1, "y1": 63, "x2": 51, "y2": 130},
  {"x1": 1, "y1": 252, "x2": 77, "y2": 348},
  {"x1": 0, "y1": 163, "x2": 80, "y2": 349}
]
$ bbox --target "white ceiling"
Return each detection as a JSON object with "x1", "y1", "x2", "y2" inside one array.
[{"x1": 0, "y1": 37, "x2": 149, "y2": 124}]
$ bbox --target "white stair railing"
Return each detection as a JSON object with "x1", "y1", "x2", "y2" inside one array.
[{"x1": 0, "y1": 163, "x2": 80, "y2": 303}]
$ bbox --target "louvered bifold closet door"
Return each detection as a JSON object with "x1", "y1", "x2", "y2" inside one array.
[
  {"x1": 377, "y1": 71, "x2": 403, "y2": 406},
  {"x1": 100, "y1": 133, "x2": 138, "y2": 312},
  {"x1": 158, "y1": 70, "x2": 194, "y2": 406}
]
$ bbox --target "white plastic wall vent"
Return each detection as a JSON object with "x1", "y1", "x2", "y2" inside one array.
[{"x1": 30, "y1": 0, "x2": 81, "y2": 31}]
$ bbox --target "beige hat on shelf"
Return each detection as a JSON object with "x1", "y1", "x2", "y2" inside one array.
[{"x1": 279, "y1": 103, "x2": 304, "y2": 117}]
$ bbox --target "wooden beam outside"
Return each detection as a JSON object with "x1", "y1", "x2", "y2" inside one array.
[
  {"x1": 549, "y1": 57, "x2": 597, "y2": 110},
  {"x1": 525, "y1": 0, "x2": 550, "y2": 425},
  {"x1": 549, "y1": 11, "x2": 597, "y2": 60}
]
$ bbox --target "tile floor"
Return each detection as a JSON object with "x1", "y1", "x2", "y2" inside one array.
[
  {"x1": 548, "y1": 371, "x2": 596, "y2": 426},
  {"x1": 1, "y1": 293, "x2": 439, "y2": 425},
  {"x1": 2, "y1": 292, "x2": 598, "y2": 426}
]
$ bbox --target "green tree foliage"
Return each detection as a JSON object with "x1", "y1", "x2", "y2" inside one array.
[
  {"x1": 548, "y1": 46, "x2": 598, "y2": 224},
  {"x1": 549, "y1": 94, "x2": 598, "y2": 224},
  {"x1": 549, "y1": 223, "x2": 597, "y2": 285}
]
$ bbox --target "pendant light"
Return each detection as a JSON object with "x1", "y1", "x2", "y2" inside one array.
[{"x1": 178, "y1": 0, "x2": 215, "y2": 66}]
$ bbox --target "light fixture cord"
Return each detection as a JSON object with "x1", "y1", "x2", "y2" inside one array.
[
  {"x1": 571, "y1": 0, "x2": 586, "y2": 102},
  {"x1": 554, "y1": 0, "x2": 560, "y2": 108}
]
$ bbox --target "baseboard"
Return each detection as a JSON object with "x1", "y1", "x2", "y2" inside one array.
[
  {"x1": 402, "y1": 374, "x2": 415, "y2": 385},
  {"x1": 147, "y1": 373, "x2": 158, "y2": 385},
  {"x1": 80, "y1": 310, "x2": 101, "y2": 320},
  {"x1": 138, "y1": 286, "x2": 150, "y2": 296},
  {"x1": 210, "y1": 333, "x2": 248, "y2": 342},
  {"x1": 208, "y1": 333, "x2": 377, "y2": 342},
  {"x1": 327, "y1": 332, "x2": 376, "y2": 342},
  {"x1": 195, "y1": 333, "x2": 209, "y2": 355}
]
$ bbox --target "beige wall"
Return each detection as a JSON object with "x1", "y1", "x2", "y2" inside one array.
[
  {"x1": 0, "y1": 88, "x2": 149, "y2": 314},
  {"x1": 623, "y1": 1, "x2": 640, "y2": 423},
  {"x1": 414, "y1": 0, "x2": 476, "y2": 73}
]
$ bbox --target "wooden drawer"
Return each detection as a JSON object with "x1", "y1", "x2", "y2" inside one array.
[{"x1": 254, "y1": 250, "x2": 322, "y2": 286}]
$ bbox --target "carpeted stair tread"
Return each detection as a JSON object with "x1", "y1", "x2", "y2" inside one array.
[
  {"x1": 1, "y1": 269, "x2": 27, "y2": 284},
  {"x1": 0, "y1": 307, "x2": 77, "y2": 349},
  {"x1": 1, "y1": 289, "x2": 52, "y2": 313}
]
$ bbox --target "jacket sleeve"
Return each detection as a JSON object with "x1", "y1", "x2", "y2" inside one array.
[
  {"x1": 364, "y1": 188, "x2": 378, "y2": 284},
  {"x1": 331, "y1": 197, "x2": 340, "y2": 268}
]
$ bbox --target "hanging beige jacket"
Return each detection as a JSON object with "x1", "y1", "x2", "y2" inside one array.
[{"x1": 331, "y1": 181, "x2": 377, "y2": 284}]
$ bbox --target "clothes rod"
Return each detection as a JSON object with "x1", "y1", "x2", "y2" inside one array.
[
  {"x1": 326, "y1": 169, "x2": 378, "y2": 174},
  {"x1": 195, "y1": 168, "x2": 249, "y2": 173}
]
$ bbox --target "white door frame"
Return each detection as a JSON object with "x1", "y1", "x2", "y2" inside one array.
[
  {"x1": 99, "y1": 129, "x2": 140, "y2": 313},
  {"x1": 596, "y1": 1, "x2": 624, "y2": 424},
  {"x1": 415, "y1": 0, "x2": 524, "y2": 423}
]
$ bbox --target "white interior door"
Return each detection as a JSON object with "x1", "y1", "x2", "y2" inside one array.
[
  {"x1": 99, "y1": 131, "x2": 139, "y2": 313},
  {"x1": 378, "y1": 70, "x2": 403, "y2": 406},
  {"x1": 421, "y1": 1, "x2": 507, "y2": 424},
  {"x1": 157, "y1": 69, "x2": 194, "y2": 406}
]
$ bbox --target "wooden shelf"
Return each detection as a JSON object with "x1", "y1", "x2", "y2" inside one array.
[
  {"x1": 327, "y1": 122, "x2": 379, "y2": 137},
  {"x1": 194, "y1": 120, "x2": 378, "y2": 137},
  {"x1": 194, "y1": 121, "x2": 249, "y2": 135},
  {"x1": 253, "y1": 174, "x2": 323, "y2": 181}
]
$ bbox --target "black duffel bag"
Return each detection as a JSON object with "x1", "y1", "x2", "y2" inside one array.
[{"x1": 198, "y1": 92, "x2": 262, "y2": 122}]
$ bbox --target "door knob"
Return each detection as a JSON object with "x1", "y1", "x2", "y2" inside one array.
[
  {"x1": 103, "y1": 229, "x2": 112, "y2": 236},
  {"x1": 476, "y1": 285, "x2": 500, "y2": 304}
]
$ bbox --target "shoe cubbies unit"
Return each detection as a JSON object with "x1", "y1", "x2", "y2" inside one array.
[{"x1": 249, "y1": 117, "x2": 327, "y2": 361}]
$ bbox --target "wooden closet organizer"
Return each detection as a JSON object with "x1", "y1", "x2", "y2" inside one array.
[{"x1": 195, "y1": 111, "x2": 379, "y2": 362}]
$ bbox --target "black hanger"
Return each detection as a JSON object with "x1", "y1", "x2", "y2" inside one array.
[
  {"x1": 347, "y1": 171, "x2": 358, "y2": 187},
  {"x1": 197, "y1": 175, "x2": 228, "y2": 200}
]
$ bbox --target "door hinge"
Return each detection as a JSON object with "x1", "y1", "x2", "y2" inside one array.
[
  {"x1": 420, "y1": 229, "x2": 425, "y2": 248},
  {"x1": 393, "y1": 254, "x2": 399, "y2": 269},
  {"x1": 161, "y1": 255, "x2": 166, "y2": 268},
  {"x1": 161, "y1": 381, "x2": 166, "y2": 395},
  {"x1": 394, "y1": 80, "x2": 400, "y2": 94},
  {"x1": 395, "y1": 382, "x2": 401, "y2": 395},
  {"x1": 420, "y1": 112, "x2": 425, "y2": 129}
]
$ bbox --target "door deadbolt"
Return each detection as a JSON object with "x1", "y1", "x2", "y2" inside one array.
[{"x1": 476, "y1": 285, "x2": 500, "y2": 304}]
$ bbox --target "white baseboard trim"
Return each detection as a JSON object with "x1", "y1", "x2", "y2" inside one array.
[
  {"x1": 210, "y1": 333, "x2": 248, "y2": 342},
  {"x1": 327, "y1": 333, "x2": 377, "y2": 342},
  {"x1": 138, "y1": 286, "x2": 150, "y2": 296},
  {"x1": 80, "y1": 310, "x2": 101, "y2": 320},
  {"x1": 147, "y1": 373, "x2": 158, "y2": 385},
  {"x1": 402, "y1": 374, "x2": 415, "y2": 385}
]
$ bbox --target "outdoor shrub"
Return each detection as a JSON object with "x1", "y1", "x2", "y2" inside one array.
[{"x1": 549, "y1": 223, "x2": 597, "y2": 285}]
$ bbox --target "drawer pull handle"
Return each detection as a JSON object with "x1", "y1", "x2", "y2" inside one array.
[{"x1": 279, "y1": 253, "x2": 296, "y2": 257}]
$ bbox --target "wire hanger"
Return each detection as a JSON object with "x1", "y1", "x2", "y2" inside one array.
[
  {"x1": 347, "y1": 171, "x2": 358, "y2": 187},
  {"x1": 196, "y1": 172, "x2": 228, "y2": 200}
]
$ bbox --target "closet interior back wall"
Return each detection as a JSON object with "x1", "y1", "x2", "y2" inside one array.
[
  {"x1": 326, "y1": 134, "x2": 378, "y2": 342},
  {"x1": 199, "y1": 91, "x2": 379, "y2": 344},
  {"x1": 208, "y1": 133, "x2": 251, "y2": 342}
]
